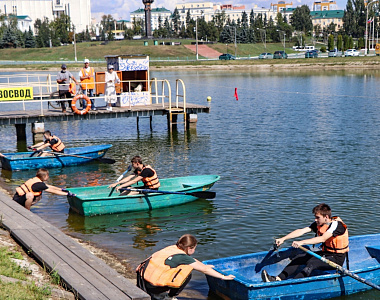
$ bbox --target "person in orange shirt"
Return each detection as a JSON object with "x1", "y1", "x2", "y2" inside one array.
[
  {"x1": 79, "y1": 58, "x2": 96, "y2": 110},
  {"x1": 29, "y1": 130, "x2": 65, "y2": 157}
]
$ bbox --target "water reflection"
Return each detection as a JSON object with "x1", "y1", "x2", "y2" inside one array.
[{"x1": 65, "y1": 199, "x2": 215, "y2": 250}]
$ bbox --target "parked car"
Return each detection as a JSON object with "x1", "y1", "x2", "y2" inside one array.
[
  {"x1": 219, "y1": 53, "x2": 236, "y2": 60},
  {"x1": 258, "y1": 52, "x2": 273, "y2": 59},
  {"x1": 305, "y1": 50, "x2": 318, "y2": 58},
  {"x1": 328, "y1": 49, "x2": 343, "y2": 57},
  {"x1": 344, "y1": 49, "x2": 360, "y2": 57},
  {"x1": 273, "y1": 50, "x2": 288, "y2": 59}
]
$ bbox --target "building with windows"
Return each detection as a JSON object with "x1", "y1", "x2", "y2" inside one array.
[
  {"x1": 3, "y1": 15, "x2": 33, "y2": 32},
  {"x1": 0, "y1": 0, "x2": 91, "y2": 33},
  {"x1": 271, "y1": 1, "x2": 293, "y2": 13},
  {"x1": 313, "y1": 0, "x2": 337, "y2": 11},
  {"x1": 310, "y1": 10, "x2": 344, "y2": 30},
  {"x1": 130, "y1": 7, "x2": 171, "y2": 31}
]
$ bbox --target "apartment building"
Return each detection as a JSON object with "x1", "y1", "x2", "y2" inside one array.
[
  {"x1": 130, "y1": 7, "x2": 171, "y2": 31},
  {"x1": 0, "y1": 0, "x2": 91, "y2": 32},
  {"x1": 313, "y1": 0, "x2": 338, "y2": 11}
]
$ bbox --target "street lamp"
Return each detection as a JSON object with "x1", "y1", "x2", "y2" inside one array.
[
  {"x1": 73, "y1": 26, "x2": 77, "y2": 62},
  {"x1": 277, "y1": 30, "x2": 286, "y2": 53},
  {"x1": 257, "y1": 28, "x2": 266, "y2": 51},
  {"x1": 365, "y1": 0, "x2": 378, "y2": 56},
  {"x1": 195, "y1": 17, "x2": 198, "y2": 60},
  {"x1": 226, "y1": 44, "x2": 228, "y2": 54}
]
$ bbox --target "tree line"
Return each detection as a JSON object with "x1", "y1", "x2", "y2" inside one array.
[{"x1": 0, "y1": 0, "x2": 376, "y2": 51}]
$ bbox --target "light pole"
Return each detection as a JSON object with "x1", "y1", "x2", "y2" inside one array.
[
  {"x1": 195, "y1": 17, "x2": 198, "y2": 60},
  {"x1": 277, "y1": 30, "x2": 286, "y2": 52},
  {"x1": 226, "y1": 44, "x2": 228, "y2": 54},
  {"x1": 234, "y1": 26, "x2": 237, "y2": 57},
  {"x1": 73, "y1": 26, "x2": 77, "y2": 62},
  {"x1": 257, "y1": 28, "x2": 266, "y2": 51},
  {"x1": 365, "y1": 0, "x2": 378, "y2": 55}
]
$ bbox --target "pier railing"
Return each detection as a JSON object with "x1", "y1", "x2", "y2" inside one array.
[{"x1": 0, "y1": 73, "x2": 187, "y2": 114}]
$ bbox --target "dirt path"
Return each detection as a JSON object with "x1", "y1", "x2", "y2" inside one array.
[{"x1": 184, "y1": 44, "x2": 222, "y2": 58}]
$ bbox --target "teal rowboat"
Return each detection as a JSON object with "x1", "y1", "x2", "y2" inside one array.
[{"x1": 67, "y1": 175, "x2": 220, "y2": 216}]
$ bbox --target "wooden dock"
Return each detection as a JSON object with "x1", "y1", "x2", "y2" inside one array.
[
  {"x1": 0, "y1": 190, "x2": 149, "y2": 300},
  {"x1": 0, "y1": 103, "x2": 210, "y2": 126}
]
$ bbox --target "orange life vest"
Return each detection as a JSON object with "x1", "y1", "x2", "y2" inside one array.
[
  {"x1": 142, "y1": 245, "x2": 193, "y2": 288},
  {"x1": 47, "y1": 135, "x2": 65, "y2": 152},
  {"x1": 317, "y1": 216, "x2": 349, "y2": 253},
  {"x1": 16, "y1": 177, "x2": 43, "y2": 197},
  {"x1": 138, "y1": 165, "x2": 160, "y2": 189},
  {"x1": 80, "y1": 67, "x2": 95, "y2": 90}
]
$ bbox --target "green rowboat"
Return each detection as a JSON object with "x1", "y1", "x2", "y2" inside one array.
[{"x1": 67, "y1": 175, "x2": 220, "y2": 216}]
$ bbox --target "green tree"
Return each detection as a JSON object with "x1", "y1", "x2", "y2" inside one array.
[
  {"x1": 291, "y1": 5, "x2": 313, "y2": 33},
  {"x1": 353, "y1": 0, "x2": 366, "y2": 38},
  {"x1": 343, "y1": 0, "x2": 355, "y2": 36},
  {"x1": 24, "y1": 26, "x2": 36, "y2": 48},
  {"x1": 51, "y1": 14, "x2": 70, "y2": 44},
  {"x1": 34, "y1": 17, "x2": 51, "y2": 48},
  {"x1": 172, "y1": 8, "x2": 180, "y2": 35},
  {"x1": 0, "y1": 26, "x2": 18, "y2": 48},
  {"x1": 337, "y1": 34, "x2": 343, "y2": 50},
  {"x1": 328, "y1": 34, "x2": 335, "y2": 50}
]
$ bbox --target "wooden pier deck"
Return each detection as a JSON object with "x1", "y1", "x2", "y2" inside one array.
[
  {"x1": 0, "y1": 190, "x2": 149, "y2": 300},
  {"x1": 0, "y1": 103, "x2": 210, "y2": 126}
]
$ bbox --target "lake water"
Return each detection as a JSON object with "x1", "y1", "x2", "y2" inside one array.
[{"x1": 1, "y1": 69, "x2": 379, "y2": 299}]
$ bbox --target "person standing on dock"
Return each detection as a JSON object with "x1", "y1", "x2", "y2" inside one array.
[
  {"x1": 79, "y1": 58, "x2": 96, "y2": 110},
  {"x1": 261, "y1": 203, "x2": 349, "y2": 282},
  {"x1": 56, "y1": 64, "x2": 78, "y2": 113},
  {"x1": 30, "y1": 130, "x2": 65, "y2": 157},
  {"x1": 136, "y1": 234, "x2": 235, "y2": 300},
  {"x1": 108, "y1": 156, "x2": 160, "y2": 194},
  {"x1": 13, "y1": 168, "x2": 74, "y2": 210},
  {"x1": 104, "y1": 64, "x2": 120, "y2": 111}
]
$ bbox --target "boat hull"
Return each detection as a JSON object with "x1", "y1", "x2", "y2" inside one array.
[
  {"x1": 67, "y1": 175, "x2": 220, "y2": 216},
  {"x1": 0, "y1": 144, "x2": 112, "y2": 171},
  {"x1": 204, "y1": 234, "x2": 380, "y2": 300}
]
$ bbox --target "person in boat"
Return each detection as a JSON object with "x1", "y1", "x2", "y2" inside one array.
[
  {"x1": 78, "y1": 58, "x2": 96, "y2": 110},
  {"x1": 261, "y1": 203, "x2": 349, "y2": 282},
  {"x1": 13, "y1": 168, "x2": 75, "y2": 210},
  {"x1": 136, "y1": 234, "x2": 235, "y2": 300},
  {"x1": 56, "y1": 64, "x2": 78, "y2": 113},
  {"x1": 30, "y1": 130, "x2": 65, "y2": 157},
  {"x1": 109, "y1": 156, "x2": 160, "y2": 195}
]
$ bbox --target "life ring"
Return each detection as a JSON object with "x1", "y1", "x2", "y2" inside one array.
[
  {"x1": 71, "y1": 94, "x2": 91, "y2": 115},
  {"x1": 376, "y1": 44, "x2": 380, "y2": 50}
]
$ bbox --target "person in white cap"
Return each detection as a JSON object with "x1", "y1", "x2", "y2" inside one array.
[
  {"x1": 79, "y1": 58, "x2": 96, "y2": 110},
  {"x1": 104, "y1": 64, "x2": 120, "y2": 111}
]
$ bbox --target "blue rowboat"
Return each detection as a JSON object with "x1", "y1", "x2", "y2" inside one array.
[
  {"x1": 203, "y1": 233, "x2": 380, "y2": 300},
  {"x1": 0, "y1": 144, "x2": 112, "y2": 171},
  {"x1": 67, "y1": 175, "x2": 220, "y2": 216}
]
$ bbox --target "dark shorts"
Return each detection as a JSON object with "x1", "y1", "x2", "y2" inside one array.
[{"x1": 13, "y1": 193, "x2": 41, "y2": 207}]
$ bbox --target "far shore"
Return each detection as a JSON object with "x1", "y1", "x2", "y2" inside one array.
[{"x1": 1, "y1": 59, "x2": 380, "y2": 73}]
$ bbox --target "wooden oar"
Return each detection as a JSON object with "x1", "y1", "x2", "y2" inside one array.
[
  {"x1": 43, "y1": 150, "x2": 115, "y2": 164},
  {"x1": 120, "y1": 187, "x2": 216, "y2": 199},
  {"x1": 299, "y1": 245, "x2": 380, "y2": 291},
  {"x1": 108, "y1": 165, "x2": 132, "y2": 197}
]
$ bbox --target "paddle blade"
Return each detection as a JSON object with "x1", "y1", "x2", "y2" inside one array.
[
  {"x1": 189, "y1": 191, "x2": 216, "y2": 199},
  {"x1": 97, "y1": 157, "x2": 116, "y2": 164},
  {"x1": 108, "y1": 186, "x2": 116, "y2": 197}
]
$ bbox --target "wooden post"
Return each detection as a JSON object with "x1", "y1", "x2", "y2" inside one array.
[
  {"x1": 15, "y1": 124, "x2": 26, "y2": 142},
  {"x1": 150, "y1": 116, "x2": 152, "y2": 131},
  {"x1": 137, "y1": 116, "x2": 139, "y2": 130}
]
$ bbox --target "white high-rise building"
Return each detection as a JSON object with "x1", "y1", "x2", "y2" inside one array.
[{"x1": 0, "y1": 0, "x2": 91, "y2": 32}]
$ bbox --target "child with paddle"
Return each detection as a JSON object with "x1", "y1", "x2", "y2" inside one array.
[
  {"x1": 13, "y1": 168, "x2": 75, "y2": 210},
  {"x1": 136, "y1": 234, "x2": 235, "y2": 300},
  {"x1": 29, "y1": 130, "x2": 65, "y2": 157},
  {"x1": 261, "y1": 203, "x2": 349, "y2": 282},
  {"x1": 108, "y1": 156, "x2": 160, "y2": 195}
]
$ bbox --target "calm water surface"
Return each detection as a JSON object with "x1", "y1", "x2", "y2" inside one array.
[{"x1": 1, "y1": 69, "x2": 379, "y2": 299}]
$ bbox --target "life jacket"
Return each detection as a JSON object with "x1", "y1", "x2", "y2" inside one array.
[
  {"x1": 317, "y1": 216, "x2": 349, "y2": 253},
  {"x1": 47, "y1": 135, "x2": 65, "y2": 152},
  {"x1": 142, "y1": 245, "x2": 193, "y2": 288},
  {"x1": 16, "y1": 177, "x2": 43, "y2": 197},
  {"x1": 80, "y1": 67, "x2": 95, "y2": 90},
  {"x1": 137, "y1": 165, "x2": 160, "y2": 189}
]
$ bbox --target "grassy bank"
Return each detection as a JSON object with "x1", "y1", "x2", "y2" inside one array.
[{"x1": 0, "y1": 39, "x2": 380, "y2": 70}]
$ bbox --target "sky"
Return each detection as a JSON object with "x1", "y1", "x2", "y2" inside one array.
[{"x1": 91, "y1": 0, "x2": 349, "y2": 22}]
